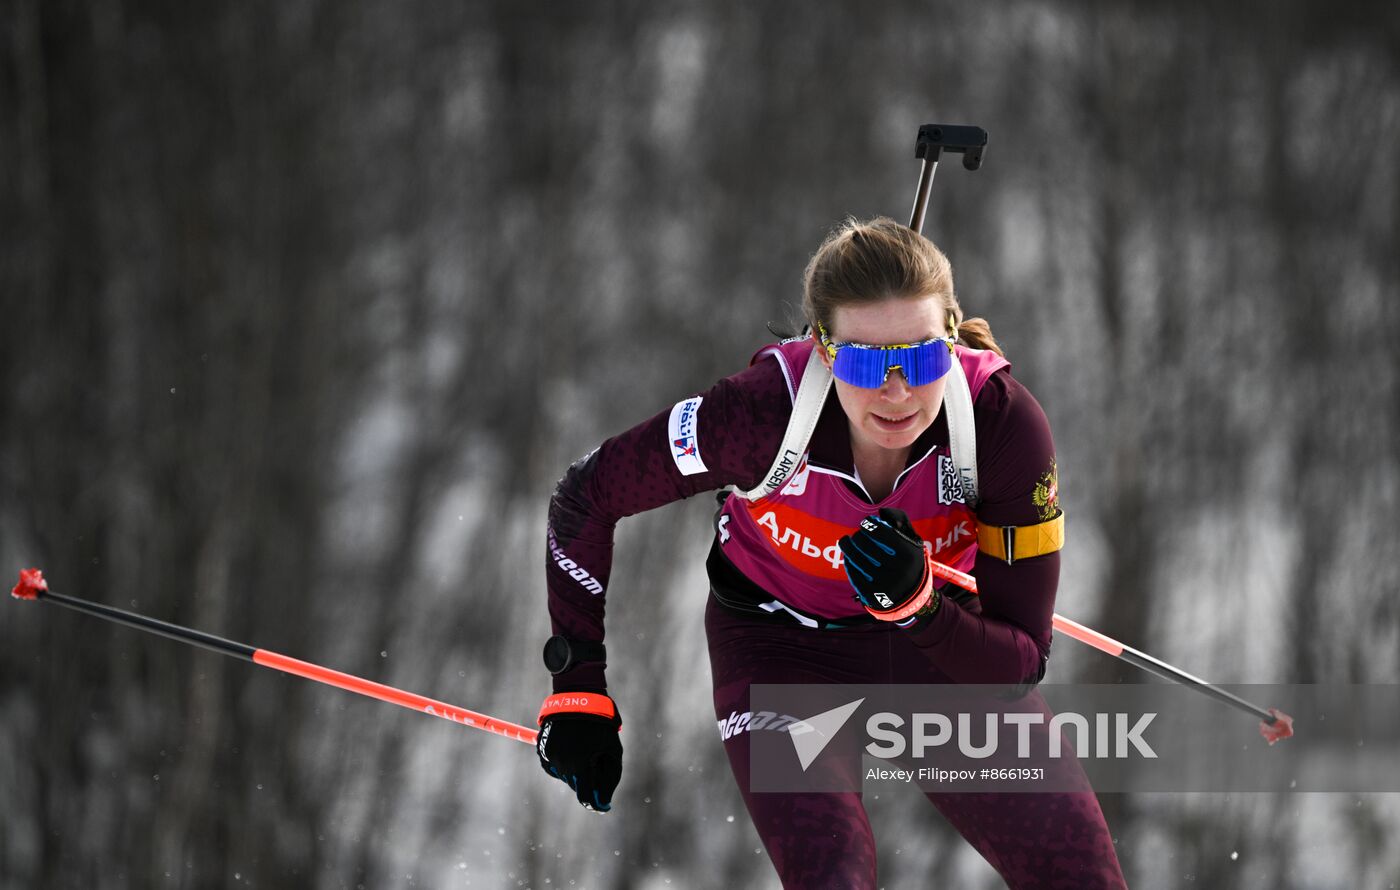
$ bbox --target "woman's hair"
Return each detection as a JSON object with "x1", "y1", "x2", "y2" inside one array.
[{"x1": 800, "y1": 216, "x2": 1003, "y2": 356}]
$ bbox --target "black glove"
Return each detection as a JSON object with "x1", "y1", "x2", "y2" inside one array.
[
  {"x1": 838, "y1": 507, "x2": 940, "y2": 622},
  {"x1": 536, "y1": 692, "x2": 622, "y2": 812}
]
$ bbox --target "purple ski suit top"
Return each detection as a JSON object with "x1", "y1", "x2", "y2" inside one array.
[
  {"x1": 714, "y1": 338, "x2": 1007, "y2": 622},
  {"x1": 546, "y1": 337, "x2": 1063, "y2": 694}
]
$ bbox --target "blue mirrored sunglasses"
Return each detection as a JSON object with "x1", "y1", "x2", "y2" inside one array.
[{"x1": 817, "y1": 321, "x2": 956, "y2": 389}]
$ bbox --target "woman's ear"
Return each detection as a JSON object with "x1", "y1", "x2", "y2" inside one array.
[{"x1": 811, "y1": 330, "x2": 834, "y2": 369}]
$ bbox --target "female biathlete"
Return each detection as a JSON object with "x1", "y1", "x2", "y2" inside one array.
[{"x1": 534, "y1": 217, "x2": 1128, "y2": 888}]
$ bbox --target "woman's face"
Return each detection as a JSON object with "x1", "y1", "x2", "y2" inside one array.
[{"x1": 816, "y1": 295, "x2": 949, "y2": 455}]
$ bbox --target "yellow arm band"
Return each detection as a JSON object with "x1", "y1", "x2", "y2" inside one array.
[{"x1": 975, "y1": 512, "x2": 1065, "y2": 565}]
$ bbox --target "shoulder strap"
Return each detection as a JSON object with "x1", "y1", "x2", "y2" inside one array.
[
  {"x1": 733, "y1": 347, "x2": 982, "y2": 504},
  {"x1": 730, "y1": 348, "x2": 832, "y2": 501},
  {"x1": 943, "y1": 355, "x2": 979, "y2": 506}
]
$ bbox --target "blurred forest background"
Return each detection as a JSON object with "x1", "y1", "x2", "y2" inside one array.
[{"x1": 3, "y1": 1, "x2": 1399, "y2": 888}]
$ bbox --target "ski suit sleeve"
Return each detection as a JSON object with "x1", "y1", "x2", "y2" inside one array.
[
  {"x1": 906, "y1": 369, "x2": 1061, "y2": 686},
  {"x1": 545, "y1": 357, "x2": 791, "y2": 692}
]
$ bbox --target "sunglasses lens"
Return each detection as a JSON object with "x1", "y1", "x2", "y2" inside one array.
[
  {"x1": 832, "y1": 349, "x2": 887, "y2": 388},
  {"x1": 831, "y1": 342, "x2": 953, "y2": 388},
  {"x1": 901, "y1": 342, "x2": 954, "y2": 386}
]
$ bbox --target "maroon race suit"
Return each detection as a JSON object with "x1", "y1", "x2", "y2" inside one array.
[{"x1": 545, "y1": 338, "x2": 1127, "y2": 889}]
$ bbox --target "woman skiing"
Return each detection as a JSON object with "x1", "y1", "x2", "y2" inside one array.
[{"x1": 535, "y1": 217, "x2": 1128, "y2": 888}]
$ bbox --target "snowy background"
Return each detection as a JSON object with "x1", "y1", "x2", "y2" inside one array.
[{"x1": 3, "y1": 2, "x2": 1399, "y2": 888}]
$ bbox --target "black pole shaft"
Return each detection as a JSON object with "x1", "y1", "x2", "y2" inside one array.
[
  {"x1": 38, "y1": 590, "x2": 256, "y2": 661},
  {"x1": 1117, "y1": 646, "x2": 1276, "y2": 722}
]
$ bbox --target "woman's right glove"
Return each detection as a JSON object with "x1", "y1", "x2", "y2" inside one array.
[{"x1": 536, "y1": 692, "x2": 623, "y2": 812}]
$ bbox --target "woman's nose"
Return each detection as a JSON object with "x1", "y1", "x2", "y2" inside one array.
[{"x1": 880, "y1": 368, "x2": 912, "y2": 399}]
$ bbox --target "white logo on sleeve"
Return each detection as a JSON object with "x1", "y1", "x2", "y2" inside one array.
[{"x1": 667, "y1": 396, "x2": 709, "y2": 476}]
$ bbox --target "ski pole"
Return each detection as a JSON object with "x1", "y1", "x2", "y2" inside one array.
[
  {"x1": 901, "y1": 125, "x2": 1291, "y2": 742},
  {"x1": 922, "y1": 559, "x2": 1294, "y2": 744},
  {"x1": 10, "y1": 569, "x2": 538, "y2": 746}
]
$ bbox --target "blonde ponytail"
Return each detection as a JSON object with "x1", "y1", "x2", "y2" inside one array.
[{"x1": 954, "y1": 316, "x2": 1003, "y2": 357}]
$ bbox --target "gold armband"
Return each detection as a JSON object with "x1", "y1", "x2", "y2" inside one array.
[{"x1": 975, "y1": 511, "x2": 1064, "y2": 565}]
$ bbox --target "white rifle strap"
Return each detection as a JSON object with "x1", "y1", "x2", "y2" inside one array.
[
  {"x1": 943, "y1": 354, "x2": 979, "y2": 506},
  {"x1": 731, "y1": 347, "x2": 978, "y2": 505},
  {"x1": 731, "y1": 348, "x2": 832, "y2": 501}
]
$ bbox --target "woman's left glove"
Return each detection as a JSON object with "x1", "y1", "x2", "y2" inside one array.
[
  {"x1": 838, "y1": 507, "x2": 941, "y2": 623},
  {"x1": 536, "y1": 692, "x2": 623, "y2": 812}
]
